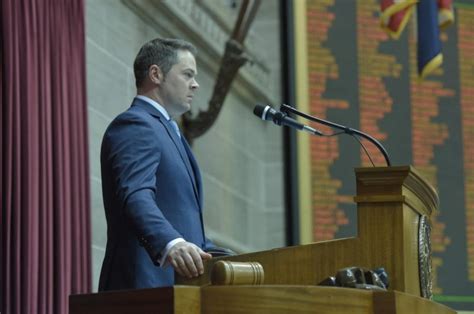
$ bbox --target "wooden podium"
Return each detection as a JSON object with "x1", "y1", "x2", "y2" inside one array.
[
  {"x1": 70, "y1": 166, "x2": 455, "y2": 313},
  {"x1": 70, "y1": 285, "x2": 454, "y2": 313}
]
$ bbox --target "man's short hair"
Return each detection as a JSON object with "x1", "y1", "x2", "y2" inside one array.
[{"x1": 133, "y1": 38, "x2": 197, "y2": 88}]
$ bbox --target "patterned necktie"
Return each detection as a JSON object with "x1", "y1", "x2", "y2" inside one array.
[{"x1": 169, "y1": 119, "x2": 181, "y2": 138}]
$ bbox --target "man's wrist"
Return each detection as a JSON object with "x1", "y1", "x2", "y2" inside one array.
[{"x1": 157, "y1": 238, "x2": 185, "y2": 267}]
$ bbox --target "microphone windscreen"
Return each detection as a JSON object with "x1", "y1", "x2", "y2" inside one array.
[{"x1": 253, "y1": 105, "x2": 266, "y2": 119}]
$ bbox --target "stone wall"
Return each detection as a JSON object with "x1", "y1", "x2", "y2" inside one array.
[{"x1": 86, "y1": 0, "x2": 284, "y2": 291}]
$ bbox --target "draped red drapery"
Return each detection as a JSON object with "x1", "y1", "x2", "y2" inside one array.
[{"x1": 1, "y1": 0, "x2": 92, "y2": 313}]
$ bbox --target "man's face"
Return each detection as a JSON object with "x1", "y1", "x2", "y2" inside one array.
[{"x1": 158, "y1": 50, "x2": 199, "y2": 118}]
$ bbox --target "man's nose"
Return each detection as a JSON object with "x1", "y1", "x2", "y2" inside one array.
[{"x1": 191, "y1": 79, "x2": 199, "y2": 90}]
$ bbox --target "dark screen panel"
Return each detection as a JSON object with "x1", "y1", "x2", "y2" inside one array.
[{"x1": 301, "y1": 0, "x2": 474, "y2": 309}]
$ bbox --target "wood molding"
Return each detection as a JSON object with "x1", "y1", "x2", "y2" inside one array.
[{"x1": 70, "y1": 285, "x2": 456, "y2": 314}]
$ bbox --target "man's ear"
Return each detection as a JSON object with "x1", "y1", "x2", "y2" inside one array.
[{"x1": 148, "y1": 64, "x2": 163, "y2": 85}]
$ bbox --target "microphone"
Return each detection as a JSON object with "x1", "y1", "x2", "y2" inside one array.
[{"x1": 253, "y1": 105, "x2": 323, "y2": 136}]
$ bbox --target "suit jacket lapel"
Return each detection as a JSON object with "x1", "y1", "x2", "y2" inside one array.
[
  {"x1": 181, "y1": 136, "x2": 203, "y2": 208},
  {"x1": 132, "y1": 99, "x2": 201, "y2": 209},
  {"x1": 162, "y1": 119, "x2": 201, "y2": 207}
]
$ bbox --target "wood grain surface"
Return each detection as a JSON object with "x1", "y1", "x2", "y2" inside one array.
[{"x1": 177, "y1": 166, "x2": 437, "y2": 298}]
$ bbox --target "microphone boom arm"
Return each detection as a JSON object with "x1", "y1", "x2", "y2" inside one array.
[{"x1": 280, "y1": 104, "x2": 391, "y2": 166}]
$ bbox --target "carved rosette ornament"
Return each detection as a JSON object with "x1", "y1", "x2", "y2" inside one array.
[{"x1": 418, "y1": 215, "x2": 433, "y2": 299}]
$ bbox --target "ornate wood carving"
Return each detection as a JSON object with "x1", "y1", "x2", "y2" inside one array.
[{"x1": 418, "y1": 215, "x2": 433, "y2": 299}]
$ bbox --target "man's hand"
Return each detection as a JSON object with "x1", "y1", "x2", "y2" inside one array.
[{"x1": 166, "y1": 241, "x2": 212, "y2": 278}]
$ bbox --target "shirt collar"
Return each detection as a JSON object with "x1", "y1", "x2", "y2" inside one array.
[{"x1": 135, "y1": 95, "x2": 171, "y2": 120}]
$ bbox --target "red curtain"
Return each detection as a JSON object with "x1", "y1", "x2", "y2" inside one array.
[{"x1": 1, "y1": 0, "x2": 92, "y2": 313}]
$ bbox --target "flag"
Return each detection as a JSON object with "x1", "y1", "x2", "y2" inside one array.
[
  {"x1": 438, "y1": 0, "x2": 455, "y2": 30},
  {"x1": 380, "y1": 0, "x2": 418, "y2": 39},
  {"x1": 417, "y1": 0, "x2": 443, "y2": 79},
  {"x1": 380, "y1": 0, "x2": 454, "y2": 79}
]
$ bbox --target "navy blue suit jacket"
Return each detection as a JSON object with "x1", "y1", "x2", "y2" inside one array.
[{"x1": 98, "y1": 98, "x2": 208, "y2": 291}]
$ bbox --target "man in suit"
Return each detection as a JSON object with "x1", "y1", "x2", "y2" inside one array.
[{"x1": 98, "y1": 38, "x2": 213, "y2": 291}]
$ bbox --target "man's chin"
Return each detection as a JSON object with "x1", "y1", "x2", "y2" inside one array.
[
  {"x1": 181, "y1": 103, "x2": 191, "y2": 113},
  {"x1": 172, "y1": 103, "x2": 191, "y2": 117}
]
